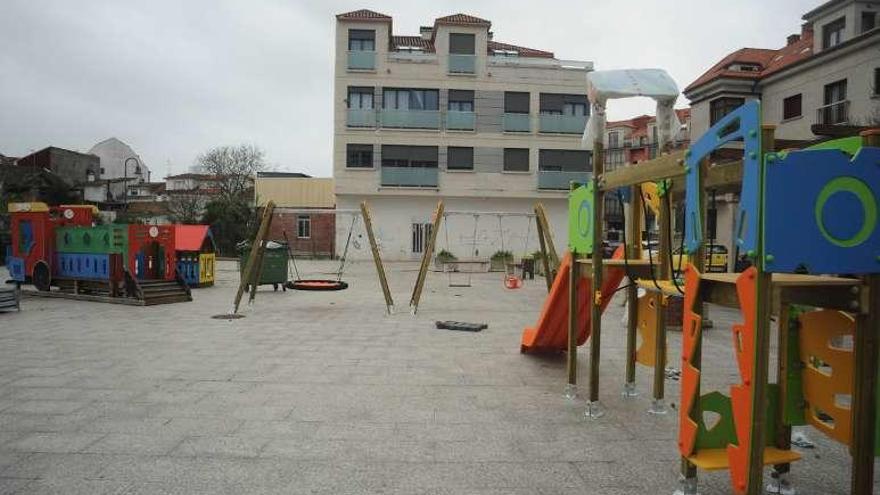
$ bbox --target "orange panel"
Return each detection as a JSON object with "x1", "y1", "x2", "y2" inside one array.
[
  {"x1": 635, "y1": 292, "x2": 660, "y2": 367},
  {"x1": 678, "y1": 264, "x2": 702, "y2": 457},
  {"x1": 799, "y1": 309, "x2": 855, "y2": 446},
  {"x1": 727, "y1": 267, "x2": 758, "y2": 495}
]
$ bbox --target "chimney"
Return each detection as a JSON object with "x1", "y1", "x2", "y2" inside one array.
[
  {"x1": 420, "y1": 26, "x2": 432, "y2": 41},
  {"x1": 787, "y1": 33, "x2": 801, "y2": 45},
  {"x1": 802, "y1": 22, "x2": 813, "y2": 37}
]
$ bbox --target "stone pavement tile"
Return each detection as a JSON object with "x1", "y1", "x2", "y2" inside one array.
[
  {"x1": 0, "y1": 387, "x2": 78, "y2": 402},
  {"x1": 234, "y1": 420, "x2": 319, "y2": 438},
  {"x1": 6, "y1": 432, "x2": 105, "y2": 454},
  {"x1": 432, "y1": 439, "x2": 524, "y2": 462},
  {"x1": 157, "y1": 417, "x2": 243, "y2": 436},
  {"x1": 261, "y1": 438, "x2": 434, "y2": 462},
  {"x1": 75, "y1": 402, "x2": 161, "y2": 419},
  {"x1": 97, "y1": 455, "x2": 297, "y2": 485},
  {"x1": 3, "y1": 400, "x2": 89, "y2": 415},
  {"x1": 6, "y1": 376, "x2": 78, "y2": 388},
  {"x1": 0, "y1": 452, "x2": 31, "y2": 474},
  {"x1": 80, "y1": 433, "x2": 185, "y2": 456},
  {"x1": 15, "y1": 478, "x2": 130, "y2": 495},
  {"x1": 79, "y1": 417, "x2": 172, "y2": 435},
  {"x1": 125, "y1": 480, "x2": 294, "y2": 495},
  {"x1": 313, "y1": 422, "x2": 395, "y2": 440},
  {"x1": 0, "y1": 477, "x2": 34, "y2": 495},
  {"x1": 0, "y1": 452, "x2": 110, "y2": 480},
  {"x1": 170, "y1": 435, "x2": 270, "y2": 458}
]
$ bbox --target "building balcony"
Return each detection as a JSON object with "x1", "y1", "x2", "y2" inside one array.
[
  {"x1": 446, "y1": 111, "x2": 475, "y2": 131},
  {"x1": 346, "y1": 109, "x2": 375, "y2": 128},
  {"x1": 537, "y1": 170, "x2": 590, "y2": 190},
  {"x1": 448, "y1": 54, "x2": 476, "y2": 74},
  {"x1": 503, "y1": 113, "x2": 531, "y2": 132},
  {"x1": 380, "y1": 110, "x2": 441, "y2": 129},
  {"x1": 347, "y1": 50, "x2": 376, "y2": 70},
  {"x1": 539, "y1": 114, "x2": 587, "y2": 134},
  {"x1": 381, "y1": 167, "x2": 439, "y2": 188},
  {"x1": 816, "y1": 100, "x2": 850, "y2": 125}
]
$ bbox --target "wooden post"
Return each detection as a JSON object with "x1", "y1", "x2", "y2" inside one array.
[
  {"x1": 232, "y1": 201, "x2": 275, "y2": 315},
  {"x1": 409, "y1": 200, "x2": 444, "y2": 314},
  {"x1": 360, "y1": 201, "x2": 395, "y2": 314},
  {"x1": 535, "y1": 203, "x2": 560, "y2": 280},
  {"x1": 652, "y1": 185, "x2": 672, "y2": 406},
  {"x1": 624, "y1": 184, "x2": 643, "y2": 391},
  {"x1": 535, "y1": 207, "x2": 553, "y2": 293},
  {"x1": 851, "y1": 129, "x2": 880, "y2": 494},
  {"x1": 587, "y1": 141, "x2": 605, "y2": 412},
  {"x1": 567, "y1": 249, "x2": 579, "y2": 395},
  {"x1": 744, "y1": 125, "x2": 776, "y2": 495},
  {"x1": 773, "y1": 300, "x2": 793, "y2": 479}
]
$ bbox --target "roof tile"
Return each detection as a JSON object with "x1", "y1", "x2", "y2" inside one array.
[
  {"x1": 336, "y1": 9, "x2": 391, "y2": 21},
  {"x1": 434, "y1": 13, "x2": 491, "y2": 27}
]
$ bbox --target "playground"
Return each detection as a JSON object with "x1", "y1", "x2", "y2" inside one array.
[{"x1": 0, "y1": 259, "x2": 865, "y2": 494}]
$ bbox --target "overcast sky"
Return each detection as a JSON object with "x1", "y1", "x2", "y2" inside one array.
[{"x1": 1, "y1": 0, "x2": 812, "y2": 178}]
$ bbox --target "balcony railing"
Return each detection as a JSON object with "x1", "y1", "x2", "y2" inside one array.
[
  {"x1": 503, "y1": 113, "x2": 531, "y2": 132},
  {"x1": 381, "y1": 167, "x2": 439, "y2": 188},
  {"x1": 347, "y1": 109, "x2": 375, "y2": 128},
  {"x1": 347, "y1": 50, "x2": 376, "y2": 70},
  {"x1": 537, "y1": 170, "x2": 591, "y2": 190},
  {"x1": 446, "y1": 111, "x2": 475, "y2": 130},
  {"x1": 380, "y1": 110, "x2": 441, "y2": 129},
  {"x1": 448, "y1": 54, "x2": 476, "y2": 74},
  {"x1": 816, "y1": 100, "x2": 850, "y2": 125},
  {"x1": 539, "y1": 114, "x2": 588, "y2": 134}
]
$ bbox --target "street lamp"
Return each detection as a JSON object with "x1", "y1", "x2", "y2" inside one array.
[{"x1": 123, "y1": 157, "x2": 141, "y2": 207}]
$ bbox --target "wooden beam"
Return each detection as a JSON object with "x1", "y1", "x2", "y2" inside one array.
[
  {"x1": 232, "y1": 201, "x2": 275, "y2": 315},
  {"x1": 600, "y1": 150, "x2": 685, "y2": 190},
  {"x1": 409, "y1": 200, "x2": 444, "y2": 314},
  {"x1": 534, "y1": 205, "x2": 553, "y2": 293},
  {"x1": 587, "y1": 141, "x2": 606, "y2": 410},
  {"x1": 534, "y1": 203, "x2": 560, "y2": 273},
  {"x1": 361, "y1": 201, "x2": 395, "y2": 314},
  {"x1": 624, "y1": 184, "x2": 643, "y2": 391}
]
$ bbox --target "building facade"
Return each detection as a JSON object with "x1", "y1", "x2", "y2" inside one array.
[
  {"x1": 88, "y1": 138, "x2": 151, "y2": 192},
  {"x1": 333, "y1": 9, "x2": 593, "y2": 260},
  {"x1": 255, "y1": 173, "x2": 337, "y2": 257},
  {"x1": 15, "y1": 147, "x2": 101, "y2": 189}
]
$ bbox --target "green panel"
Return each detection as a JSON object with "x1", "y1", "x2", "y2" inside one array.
[
  {"x1": 239, "y1": 246, "x2": 288, "y2": 284},
  {"x1": 766, "y1": 383, "x2": 782, "y2": 445},
  {"x1": 56, "y1": 225, "x2": 128, "y2": 255},
  {"x1": 783, "y1": 306, "x2": 807, "y2": 426},
  {"x1": 695, "y1": 391, "x2": 737, "y2": 449},
  {"x1": 806, "y1": 136, "x2": 862, "y2": 156},
  {"x1": 568, "y1": 182, "x2": 594, "y2": 254}
]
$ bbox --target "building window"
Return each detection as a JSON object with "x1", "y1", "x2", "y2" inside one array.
[
  {"x1": 608, "y1": 131, "x2": 620, "y2": 148},
  {"x1": 412, "y1": 223, "x2": 432, "y2": 254},
  {"x1": 348, "y1": 87, "x2": 374, "y2": 109},
  {"x1": 297, "y1": 215, "x2": 311, "y2": 239},
  {"x1": 348, "y1": 29, "x2": 375, "y2": 51},
  {"x1": 539, "y1": 93, "x2": 588, "y2": 116},
  {"x1": 504, "y1": 92, "x2": 530, "y2": 114},
  {"x1": 862, "y1": 11, "x2": 876, "y2": 33},
  {"x1": 822, "y1": 79, "x2": 848, "y2": 124},
  {"x1": 538, "y1": 149, "x2": 590, "y2": 172},
  {"x1": 651, "y1": 126, "x2": 658, "y2": 143},
  {"x1": 783, "y1": 94, "x2": 802, "y2": 120},
  {"x1": 383, "y1": 88, "x2": 439, "y2": 111},
  {"x1": 346, "y1": 144, "x2": 373, "y2": 168},
  {"x1": 449, "y1": 33, "x2": 475, "y2": 54},
  {"x1": 874, "y1": 68, "x2": 880, "y2": 96},
  {"x1": 447, "y1": 147, "x2": 474, "y2": 170},
  {"x1": 822, "y1": 17, "x2": 845, "y2": 49},
  {"x1": 503, "y1": 148, "x2": 530, "y2": 172},
  {"x1": 448, "y1": 89, "x2": 474, "y2": 112},
  {"x1": 381, "y1": 145, "x2": 438, "y2": 168},
  {"x1": 709, "y1": 97, "x2": 745, "y2": 126}
]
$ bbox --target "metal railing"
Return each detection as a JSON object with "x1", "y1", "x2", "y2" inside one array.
[
  {"x1": 503, "y1": 113, "x2": 531, "y2": 132},
  {"x1": 816, "y1": 100, "x2": 850, "y2": 125},
  {"x1": 346, "y1": 109, "x2": 375, "y2": 128},
  {"x1": 537, "y1": 170, "x2": 591, "y2": 190},
  {"x1": 446, "y1": 111, "x2": 475, "y2": 130},
  {"x1": 347, "y1": 50, "x2": 376, "y2": 70},
  {"x1": 380, "y1": 110, "x2": 441, "y2": 129},
  {"x1": 380, "y1": 167, "x2": 439, "y2": 188},
  {"x1": 448, "y1": 54, "x2": 476, "y2": 74},
  {"x1": 538, "y1": 114, "x2": 587, "y2": 134}
]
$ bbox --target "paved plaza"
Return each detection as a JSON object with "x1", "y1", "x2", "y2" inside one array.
[{"x1": 0, "y1": 260, "x2": 873, "y2": 494}]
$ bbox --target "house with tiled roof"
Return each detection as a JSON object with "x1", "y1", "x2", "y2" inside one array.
[
  {"x1": 334, "y1": 9, "x2": 594, "y2": 260},
  {"x1": 685, "y1": 0, "x2": 880, "y2": 140}
]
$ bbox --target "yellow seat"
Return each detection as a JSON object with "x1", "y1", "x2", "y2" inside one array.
[{"x1": 687, "y1": 448, "x2": 801, "y2": 471}]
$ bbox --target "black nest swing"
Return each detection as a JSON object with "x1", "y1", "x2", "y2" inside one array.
[{"x1": 282, "y1": 215, "x2": 356, "y2": 292}]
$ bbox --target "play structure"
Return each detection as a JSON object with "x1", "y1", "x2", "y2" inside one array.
[
  {"x1": 175, "y1": 224, "x2": 216, "y2": 287},
  {"x1": 521, "y1": 66, "x2": 879, "y2": 495},
  {"x1": 6, "y1": 202, "x2": 193, "y2": 305}
]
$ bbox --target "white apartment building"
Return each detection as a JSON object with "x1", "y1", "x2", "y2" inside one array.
[{"x1": 333, "y1": 10, "x2": 593, "y2": 261}]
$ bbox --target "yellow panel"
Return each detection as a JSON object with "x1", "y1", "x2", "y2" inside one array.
[
  {"x1": 255, "y1": 178, "x2": 334, "y2": 208},
  {"x1": 8, "y1": 202, "x2": 49, "y2": 213},
  {"x1": 799, "y1": 309, "x2": 855, "y2": 446},
  {"x1": 199, "y1": 253, "x2": 215, "y2": 284},
  {"x1": 640, "y1": 182, "x2": 661, "y2": 215},
  {"x1": 635, "y1": 292, "x2": 660, "y2": 366},
  {"x1": 636, "y1": 279, "x2": 684, "y2": 297},
  {"x1": 687, "y1": 448, "x2": 801, "y2": 471}
]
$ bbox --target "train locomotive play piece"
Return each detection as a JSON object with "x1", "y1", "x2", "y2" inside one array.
[{"x1": 6, "y1": 202, "x2": 193, "y2": 305}]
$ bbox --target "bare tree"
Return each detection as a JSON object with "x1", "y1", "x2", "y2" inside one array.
[
  {"x1": 196, "y1": 144, "x2": 265, "y2": 201},
  {"x1": 167, "y1": 192, "x2": 207, "y2": 224}
]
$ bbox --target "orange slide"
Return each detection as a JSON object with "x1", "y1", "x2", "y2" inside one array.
[{"x1": 520, "y1": 247, "x2": 626, "y2": 353}]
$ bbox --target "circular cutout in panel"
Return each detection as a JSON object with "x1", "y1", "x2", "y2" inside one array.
[
  {"x1": 149, "y1": 226, "x2": 159, "y2": 238},
  {"x1": 577, "y1": 200, "x2": 591, "y2": 238},
  {"x1": 814, "y1": 176, "x2": 876, "y2": 248},
  {"x1": 63, "y1": 209, "x2": 74, "y2": 219}
]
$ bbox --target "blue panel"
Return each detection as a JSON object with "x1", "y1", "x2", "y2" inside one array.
[
  {"x1": 176, "y1": 257, "x2": 199, "y2": 287},
  {"x1": 764, "y1": 147, "x2": 880, "y2": 274},
  {"x1": 55, "y1": 253, "x2": 110, "y2": 280},
  {"x1": 6, "y1": 257, "x2": 25, "y2": 281},
  {"x1": 684, "y1": 100, "x2": 761, "y2": 254}
]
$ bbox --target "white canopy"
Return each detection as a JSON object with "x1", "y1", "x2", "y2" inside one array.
[{"x1": 581, "y1": 68, "x2": 682, "y2": 151}]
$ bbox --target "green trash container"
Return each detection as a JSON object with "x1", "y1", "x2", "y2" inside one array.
[{"x1": 238, "y1": 240, "x2": 289, "y2": 292}]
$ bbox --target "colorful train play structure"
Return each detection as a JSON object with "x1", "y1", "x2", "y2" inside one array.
[
  {"x1": 5, "y1": 202, "x2": 216, "y2": 305},
  {"x1": 520, "y1": 68, "x2": 880, "y2": 495}
]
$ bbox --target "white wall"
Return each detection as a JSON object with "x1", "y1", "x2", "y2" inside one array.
[
  {"x1": 337, "y1": 195, "x2": 568, "y2": 261},
  {"x1": 88, "y1": 138, "x2": 150, "y2": 182}
]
